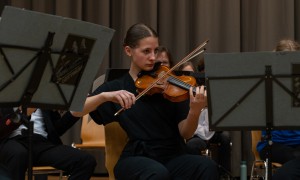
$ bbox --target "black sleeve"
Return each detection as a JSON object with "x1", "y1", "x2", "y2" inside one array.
[
  {"x1": 51, "y1": 111, "x2": 80, "y2": 136},
  {"x1": 89, "y1": 79, "x2": 123, "y2": 125}
]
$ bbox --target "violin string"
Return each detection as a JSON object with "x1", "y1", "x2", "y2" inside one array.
[
  {"x1": 174, "y1": 78, "x2": 197, "y2": 94},
  {"x1": 169, "y1": 76, "x2": 193, "y2": 90}
]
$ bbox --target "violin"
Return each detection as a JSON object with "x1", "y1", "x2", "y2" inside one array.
[
  {"x1": 135, "y1": 64, "x2": 197, "y2": 102},
  {"x1": 114, "y1": 39, "x2": 208, "y2": 116}
]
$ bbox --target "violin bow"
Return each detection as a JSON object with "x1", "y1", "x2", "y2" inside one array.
[{"x1": 114, "y1": 39, "x2": 209, "y2": 116}]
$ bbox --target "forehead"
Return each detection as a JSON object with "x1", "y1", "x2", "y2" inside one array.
[
  {"x1": 157, "y1": 52, "x2": 168, "y2": 58},
  {"x1": 137, "y1": 36, "x2": 159, "y2": 48}
]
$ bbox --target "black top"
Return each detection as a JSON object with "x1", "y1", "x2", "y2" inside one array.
[
  {"x1": 43, "y1": 110, "x2": 80, "y2": 144},
  {"x1": 90, "y1": 72, "x2": 190, "y2": 163},
  {"x1": 0, "y1": 109, "x2": 80, "y2": 145}
]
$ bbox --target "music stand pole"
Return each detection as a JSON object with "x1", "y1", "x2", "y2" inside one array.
[
  {"x1": 264, "y1": 66, "x2": 273, "y2": 180},
  {"x1": 20, "y1": 106, "x2": 34, "y2": 180}
]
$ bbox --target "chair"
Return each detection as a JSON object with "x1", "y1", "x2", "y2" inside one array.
[
  {"x1": 73, "y1": 114, "x2": 106, "y2": 148},
  {"x1": 250, "y1": 131, "x2": 282, "y2": 180},
  {"x1": 30, "y1": 166, "x2": 63, "y2": 179},
  {"x1": 72, "y1": 114, "x2": 107, "y2": 174},
  {"x1": 104, "y1": 122, "x2": 128, "y2": 180}
]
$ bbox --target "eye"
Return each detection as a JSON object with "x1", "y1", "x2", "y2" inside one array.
[{"x1": 143, "y1": 49, "x2": 151, "y2": 54}]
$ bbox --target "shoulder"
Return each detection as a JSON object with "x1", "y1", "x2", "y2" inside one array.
[{"x1": 92, "y1": 72, "x2": 132, "y2": 95}]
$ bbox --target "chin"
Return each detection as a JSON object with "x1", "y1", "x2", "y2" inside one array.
[{"x1": 143, "y1": 66, "x2": 154, "y2": 71}]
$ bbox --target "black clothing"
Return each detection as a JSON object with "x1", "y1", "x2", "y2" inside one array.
[
  {"x1": 273, "y1": 157, "x2": 300, "y2": 180},
  {"x1": 0, "y1": 110, "x2": 96, "y2": 180},
  {"x1": 90, "y1": 72, "x2": 219, "y2": 180},
  {"x1": 0, "y1": 108, "x2": 21, "y2": 140},
  {"x1": 0, "y1": 164, "x2": 11, "y2": 180},
  {"x1": 260, "y1": 142, "x2": 300, "y2": 164},
  {"x1": 186, "y1": 132, "x2": 232, "y2": 172}
]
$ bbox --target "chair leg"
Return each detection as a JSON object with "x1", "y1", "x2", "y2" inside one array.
[
  {"x1": 250, "y1": 161, "x2": 267, "y2": 180},
  {"x1": 250, "y1": 163, "x2": 255, "y2": 180},
  {"x1": 59, "y1": 170, "x2": 63, "y2": 180}
]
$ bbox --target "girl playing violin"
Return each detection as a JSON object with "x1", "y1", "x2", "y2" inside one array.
[{"x1": 76, "y1": 23, "x2": 218, "y2": 179}]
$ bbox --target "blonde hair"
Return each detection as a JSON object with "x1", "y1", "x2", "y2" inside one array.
[{"x1": 275, "y1": 39, "x2": 300, "y2": 52}]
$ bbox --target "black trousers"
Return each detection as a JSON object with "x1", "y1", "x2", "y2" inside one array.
[
  {"x1": 186, "y1": 132, "x2": 231, "y2": 172},
  {"x1": 0, "y1": 164, "x2": 11, "y2": 180},
  {"x1": 260, "y1": 142, "x2": 300, "y2": 164},
  {"x1": 273, "y1": 158, "x2": 300, "y2": 180},
  {"x1": 0, "y1": 134, "x2": 96, "y2": 180},
  {"x1": 114, "y1": 154, "x2": 219, "y2": 180}
]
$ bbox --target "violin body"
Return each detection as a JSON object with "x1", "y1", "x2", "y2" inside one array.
[{"x1": 135, "y1": 65, "x2": 196, "y2": 102}]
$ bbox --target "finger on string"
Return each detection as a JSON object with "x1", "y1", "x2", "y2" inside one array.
[
  {"x1": 200, "y1": 85, "x2": 205, "y2": 95},
  {"x1": 189, "y1": 87, "x2": 193, "y2": 97},
  {"x1": 196, "y1": 86, "x2": 200, "y2": 97}
]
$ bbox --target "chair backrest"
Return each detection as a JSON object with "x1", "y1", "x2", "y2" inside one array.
[
  {"x1": 80, "y1": 115, "x2": 105, "y2": 147},
  {"x1": 251, "y1": 131, "x2": 262, "y2": 161},
  {"x1": 99, "y1": 69, "x2": 129, "y2": 179},
  {"x1": 104, "y1": 122, "x2": 128, "y2": 180}
]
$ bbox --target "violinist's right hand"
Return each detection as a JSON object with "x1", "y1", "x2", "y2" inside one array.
[
  {"x1": 102, "y1": 90, "x2": 136, "y2": 109},
  {"x1": 71, "y1": 90, "x2": 136, "y2": 118}
]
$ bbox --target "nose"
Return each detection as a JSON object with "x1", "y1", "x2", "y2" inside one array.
[{"x1": 149, "y1": 51, "x2": 156, "y2": 61}]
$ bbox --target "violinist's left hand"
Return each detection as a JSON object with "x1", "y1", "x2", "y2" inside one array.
[
  {"x1": 178, "y1": 85, "x2": 207, "y2": 139},
  {"x1": 189, "y1": 85, "x2": 207, "y2": 112}
]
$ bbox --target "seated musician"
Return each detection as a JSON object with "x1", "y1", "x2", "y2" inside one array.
[{"x1": 73, "y1": 23, "x2": 219, "y2": 179}]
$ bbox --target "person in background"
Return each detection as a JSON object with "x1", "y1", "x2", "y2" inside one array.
[
  {"x1": 256, "y1": 39, "x2": 300, "y2": 179},
  {"x1": 257, "y1": 39, "x2": 300, "y2": 164},
  {"x1": 73, "y1": 23, "x2": 219, "y2": 180},
  {"x1": 274, "y1": 38, "x2": 300, "y2": 51},
  {"x1": 178, "y1": 61, "x2": 196, "y2": 72},
  {"x1": 0, "y1": 108, "x2": 96, "y2": 180},
  {"x1": 180, "y1": 61, "x2": 232, "y2": 176},
  {"x1": 197, "y1": 57, "x2": 205, "y2": 73},
  {"x1": 156, "y1": 46, "x2": 174, "y2": 68},
  {"x1": 272, "y1": 157, "x2": 300, "y2": 180}
]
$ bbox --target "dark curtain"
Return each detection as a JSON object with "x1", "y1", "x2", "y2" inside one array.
[{"x1": 0, "y1": 0, "x2": 299, "y2": 176}]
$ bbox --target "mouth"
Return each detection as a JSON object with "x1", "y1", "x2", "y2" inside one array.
[{"x1": 146, "y1": 64, "x2": 155, "y2": 68}]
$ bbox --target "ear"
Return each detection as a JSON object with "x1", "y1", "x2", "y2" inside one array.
[{"x1": 124, "y1": 46, "x2": 132, "y2": 56}]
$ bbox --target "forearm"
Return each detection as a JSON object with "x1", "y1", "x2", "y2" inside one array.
[
  {"x1": 179, "y1": 108, "x2": 201, "y2": 139},
  {"x1": 71, "y1": 93, "x2": 107, "y2": 117},
  {"x1": 71, "y1": 90, "x2": 136, "y2": 117}
]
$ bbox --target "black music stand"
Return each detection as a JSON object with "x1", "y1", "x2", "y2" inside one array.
[
  {"x1": 204, "y1": 51, "x2": 300, "y2": 180},
  {"x1": 0, "y1": 6, "x2": 114, "y2": 180}
]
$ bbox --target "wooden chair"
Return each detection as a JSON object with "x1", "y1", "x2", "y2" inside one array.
[
  {"x1": 72, "y1": 113, "x2": 128, "y2": 180},
  {"x1": 73, "y1": 115, "x2": 106, "y2": 148},
  {"x1": 30, "y1": 166, "x2": 63, "y2": 179},
  {"x1": 104, "y1": 122, "x2": 128, "y2": 180},
  {"x1": 72, "y1": 114, "x2": 107, "y2": 174},
  {"x1": 250, "y1": 131, "x2": 282, "y2": 180}
]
